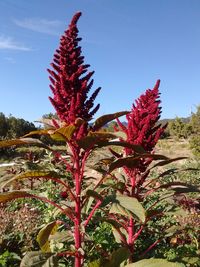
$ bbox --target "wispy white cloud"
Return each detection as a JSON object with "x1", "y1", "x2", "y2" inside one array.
[
  {"x1": 0, "y1": 36, "x2": 31, "y2": 51},
  {"x1": 13, "y1": 18, "x2": 62, "y2": 35}
]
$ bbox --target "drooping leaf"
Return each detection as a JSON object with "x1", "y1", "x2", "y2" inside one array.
[
  {"x1": 0, "y1": 138, "x2": 47, "y2": 148},
  {"x1": 0, "y1": 191, "x2": 32, "y2": 203},
  {"x1": 110, "y1": 203, "x2": 131, "y2": 217},
  {"x1": 49, "y1": 231, "x2": 74, "y2": 243},
  {"x1": 108, "y1": 141, "x2": 146, "y2": 154},
  {"x1": 2, "y1": 171, "x2": 60, "y2": 188},
  {"x1": 23, "y1": 129, "x2": 51, "y2": 138},
  {"x1": 37, "y1": 221, "x2": 58, "y2": 252},
  {"x1": 86, "y1": 190, "x2": 103, "y2": 201},
  {"x1": 160, "y1": 182, "x2": 200, "y2": 193},
  {"x1": 125, "y1": 258, "x2": 185, "y2": 267},
  {"x1": 151, "y1": 157, "x2": 188, "y2": 169},
  {"x1": 109, "y1": 154, "x2": 169, "y2": 172},
  {"x1": 101, "y1": 194, "x2": 116, "y2": 207},
  {"x1": 77, "y1": 131, "x2": 117, "y2": 150},
  {"x1": 20, "y1": 251, "x2": 58, "y2": 267},
  {"x1": 54, "y1": 125, "x2": 76, "y2": 140},
  {"x1": 48, "y1": 132, "x2": 66, "y2": 142},
  {"x1": 110, "y1": 195, "x2": 146, "y2": 222},
  {"x1": 158, "y1": 167, "x2": 199, "y2": 180},
  {"x1": 109, "y1": 156, "x2": 140, "y2": 172},
  {"x1": 105, "y1": 247, "x2": 130, "y2": 267},
  {"x1": 93, "y1": 111, "x2": 129, "y2": 130}
]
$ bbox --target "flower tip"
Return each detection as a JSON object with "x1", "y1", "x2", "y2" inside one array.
[
  {"x1": 76, "y1": 11, "x2": 82, "y2": 16},
  {"x1": 156, "y1": 79, "x2": 161, "y2": 85},
  {"x1": 71, "y1": 11, "x2": 82, "y2": 25},
  {"x1": 153, "y1": 79, "x2": 161, "y2": 90}
]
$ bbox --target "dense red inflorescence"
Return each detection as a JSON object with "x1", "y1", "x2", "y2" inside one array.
[
  {"x1": 117, "y1": 80, "x2": 166, "y2": 155},
  {"x1": 116, "y1": 80, "x2": 167, "y2": 187},
  {"x1": 48, "y1": 12, "x2": 101, "y2": 125}
]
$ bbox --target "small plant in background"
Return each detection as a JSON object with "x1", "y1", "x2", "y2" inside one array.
[{"x1": 0, "y1": 11, "x2": 199, "y2": 267}]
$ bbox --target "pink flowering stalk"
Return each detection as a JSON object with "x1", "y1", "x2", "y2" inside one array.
[
  {"x1": 47, "y1": 12, "x2": 102, "y2": 266},
  {"x1": 116, "y1": 79, "x2": 166, "y2": 193},
  {"x1": 110, "y1": 80, "x2": 167, "y2": 259},
  {"x1": 48, "y1": 12, "x2": 100, "y2": 126}
]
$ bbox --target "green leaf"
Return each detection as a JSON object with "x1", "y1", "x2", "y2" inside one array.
[
  {"x1": 110, "y1": 203, "x2": 131, "y2": 217},
  {"x1": 108, "y1": 141, "x2": 146, "y2": 154},
  {"x1": 112, "y1": 228, "x2": 127, "y2": 243},
  {"x1": 49, "y1": 231, "x2": 74, "y2": 243},
  {"x1": 151, "y1": 157, "x2": 188, "y2": 169},
  {"x1": 0, "y1": 191, "x2": 32, "y2": 203},
  {"x1": 109, "y1": 154, "x2": 169, "y2": 172},
  {"x1": 20, "y1": 251, "x2": 58, "y2": 267},
  {"x1": 2, "y1": 171, "x2": 59, "y2": 188},
  {"x1": 103, "y1": 219, "x2": 127, "y2": 243},
  {"x1": 86, "y1": 189, "x2": 103, "y2": 201},
  {"x1": 0, "y1": 138, "x2": 47, "y2": 148},
  {"x1": 105, "y1": 247, "x2": 130, "y2": 267},
  {"x1": 83, "y1": 196, "x2": 95, "y2": 214},
  {"x1": 125, "y1": 258, "x2": 185, "y2": 267},
  {"x1": 110, "y1": 195, "x2": 146, "y2": 223},
  {"x1": 54, "y1": 125, "x2": 76, "y2": 140},
  {"x1": 93, "y1": 111, "x2": 129, "y2": 130},
  {"x1": 88, "y1": 259, "x2": 102, "y2": 267},
  {"x1": 161, "y1": 182, "x2": 200, "y2": 193},
  {"x1": 109, "y1": 157, "x2": 140, "y2": 172},
  {"x1": 37, "y1": 222, "x2": 58, "y2": 252},
  {"x1": 77, "y1": 131, "x2": 117, "y2": 150},
  {"x1": 23, "y1": 129, "x2": 51, "y2": 138},
  {"x1": 101, "y1": 194, "x2": 116, "y2": 207}
]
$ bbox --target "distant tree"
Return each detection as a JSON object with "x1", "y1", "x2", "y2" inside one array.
[
  {"x1": 6, "y1": 116, "x2": 36, "y2": 138},
  {"x1": 168, "y1": 117, "x2": 192, "y2": 139},
  {"x1": 0, "y1": 112, "x2": 8, "y2": 137},
  {"x1": 189, "y1": 105, "x2": 200, "y2": 158},
  {"x1": 0, "y1": 113, "x2": 36, "y2": 139},
  {"x1": 42, "y1": 112, "x2": 58, "y2": 119},
  {"x1": 190, "y1": 105, "x2": 200, "y2": 134}
]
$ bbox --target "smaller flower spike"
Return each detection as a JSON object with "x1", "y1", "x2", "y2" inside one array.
[
  {"x1": 48, "y1": 12, "x2": 101, "y2": 124},
  {"x1": 117, "y1": 80, "x2": 166, "y2": 156},
  {"x1": 116, "y1": 80, "x2": 167, "y2": 190}
]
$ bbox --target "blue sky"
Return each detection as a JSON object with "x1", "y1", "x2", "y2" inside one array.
[{"x1": 0, "y1": 0, "x2": 199, "y2": 123}]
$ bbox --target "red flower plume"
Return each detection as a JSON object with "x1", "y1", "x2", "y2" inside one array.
[
  {"x1": 48, "y1": 12, "x2": 101, "y2": 125},
  {"x1": 118, "y1": 80, "x2": 166, "y2": 155}
]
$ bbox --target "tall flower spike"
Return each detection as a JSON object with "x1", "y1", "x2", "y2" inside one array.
[
  {"x1": 48, "y1": 12, "x2": 101, "y2": 124},
  {"x1": 117, "y1": 80, "x2": 167, "y2": 156},
  {"x1": 116, "y1": 80, "x2": 167, "y2": 189}
]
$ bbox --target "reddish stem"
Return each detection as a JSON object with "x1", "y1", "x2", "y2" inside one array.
[
  {"x1": 141, "y1": 239, "x2": 160, "y2": 257},
  {"x1": 84, "y1": 199, "x2": 102, "y2": 228},
  {"x1": 132, "y1": 225, "x2": 144, "y2": 243},
  {"x1": 74, "y1": 154, "x2": 82, "y2": 267},
  {"x1": 127, "y1": 218, "x2": 134, "y2": 261}
]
